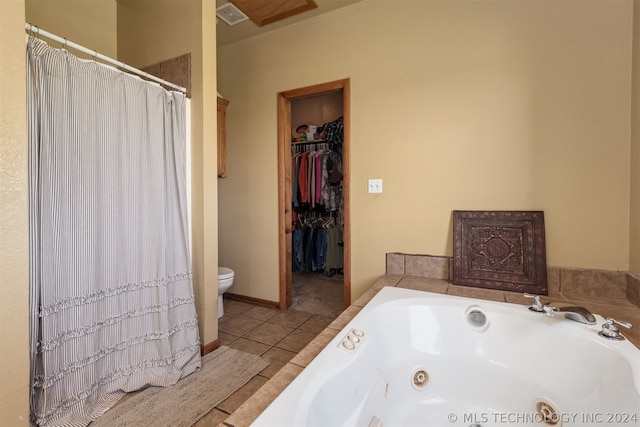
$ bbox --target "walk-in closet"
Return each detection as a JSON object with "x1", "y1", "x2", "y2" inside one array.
[{"x1": 288, "y1": 91, "x2": 345, "y2": 318}]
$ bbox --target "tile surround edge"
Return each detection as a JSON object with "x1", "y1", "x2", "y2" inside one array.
[{"x1": 385, "y1": 253, "x2": 639, "y2": 308}]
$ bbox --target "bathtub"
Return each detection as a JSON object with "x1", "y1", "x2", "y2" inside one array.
[{"x1": 252, "y1": 287, "x2": 640, "y2": 427}]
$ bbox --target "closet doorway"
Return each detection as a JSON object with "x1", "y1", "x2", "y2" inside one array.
[{"x1": 277, "y1": 79, "x2": 350, "y2": 316}]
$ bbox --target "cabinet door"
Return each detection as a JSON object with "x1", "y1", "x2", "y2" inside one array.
[{"x1": 217, "y1": 97, "x2": 229, "y2": 177}]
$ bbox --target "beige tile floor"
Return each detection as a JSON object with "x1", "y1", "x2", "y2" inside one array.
[{"x1": 192, "y1": 298, "x2": 338, "y2": 426}]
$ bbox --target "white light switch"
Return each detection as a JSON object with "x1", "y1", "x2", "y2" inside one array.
[{"x1": 368, "y1": 179, "x2": 383, "y2": 193}]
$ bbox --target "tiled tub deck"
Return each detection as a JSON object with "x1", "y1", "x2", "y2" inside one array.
[{"x1": 221, "y1": 273, "x2": 640, "y2": 427}]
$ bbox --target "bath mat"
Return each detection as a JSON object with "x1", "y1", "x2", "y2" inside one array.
[{"x1": 91, "y1": 346, "x2": 269, "y2": 427}]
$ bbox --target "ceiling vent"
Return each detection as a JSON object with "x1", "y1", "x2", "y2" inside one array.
[{"x1": 216, "y1": 2, "x2": 250, "y2": 26}]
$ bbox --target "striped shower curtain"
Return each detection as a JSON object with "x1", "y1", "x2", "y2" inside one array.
[{"x1": 27, "y1": 36, "x2": 201, "y2": 426}]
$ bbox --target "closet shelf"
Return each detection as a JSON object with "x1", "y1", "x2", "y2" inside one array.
[{"x1": 292, "y1": 139, "x2": 326, "y2": 145}]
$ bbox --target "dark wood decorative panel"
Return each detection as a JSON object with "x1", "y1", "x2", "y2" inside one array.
[{"x1": 453, "y1": 211, "x2": 548, "y2": 294}]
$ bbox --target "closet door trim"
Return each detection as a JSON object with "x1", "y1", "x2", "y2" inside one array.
[{"x1": 277, "y1": 79, "x2": 351, "y2": 310}]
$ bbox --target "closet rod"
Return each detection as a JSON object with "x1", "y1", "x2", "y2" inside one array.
[
  {"x1": 292, "y1": 140, "x2": 331, "y2": 145},
  {"x1": 25, "y1": 23, "x2": 187, "y2": 94}
]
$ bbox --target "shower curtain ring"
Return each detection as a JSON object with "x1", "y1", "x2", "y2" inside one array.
[{"x1": 63, "y1": 38, "x2": 67, "y2": 50}]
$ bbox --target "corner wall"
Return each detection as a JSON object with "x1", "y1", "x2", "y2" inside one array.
[{"x1": 0, "y1": 0, "x2": 30, "y2": 423}]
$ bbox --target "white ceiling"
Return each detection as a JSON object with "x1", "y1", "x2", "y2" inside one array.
[{"x1": 216, "y1": 0, "x2": 362, "y2": 47}]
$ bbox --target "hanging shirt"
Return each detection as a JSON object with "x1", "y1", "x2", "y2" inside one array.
[
  {"x1": 298, "y1": 152, "x2": 309, "y2": 204},
  {"x1": 292, "y1": 153, "x2": 301, "y2": 207},
  {"x1": 321, "y1": 151, "x2": 342, "y2": 212},
  {"x1": 321, "y1": 116, "x2": 344, "y2": 145},
  {"x1": 315, "y1": 151, "x2": 324, "y2": 206}
]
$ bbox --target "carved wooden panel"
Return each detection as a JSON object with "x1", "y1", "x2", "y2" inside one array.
[{"x1": 453, "y1": 211, "x2": 548, "y2": 294}]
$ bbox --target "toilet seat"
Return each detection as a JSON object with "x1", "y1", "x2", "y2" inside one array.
[
  {"x1": 217, "y1": 267, "x2": 234, "y2": 319},
  {"x1": 218, "y1": 267, "x2": 234, "y2": 279}
]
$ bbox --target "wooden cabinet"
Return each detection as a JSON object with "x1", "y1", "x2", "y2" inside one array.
[{"x1": 217, "y1": 96, "x2": 229, "y2": 177}]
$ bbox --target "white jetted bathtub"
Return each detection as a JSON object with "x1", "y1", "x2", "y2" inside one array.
[{"x1": 252, "y1": 287, "x2": 640, "y2": 427}]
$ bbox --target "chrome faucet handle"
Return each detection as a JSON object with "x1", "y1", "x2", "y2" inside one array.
[
  {"x1": 599, "y1": 317, "x2": 632, "y2": 341},
  {"x1": 523, "y1": 293, "x2": 546, "y2": 313}
]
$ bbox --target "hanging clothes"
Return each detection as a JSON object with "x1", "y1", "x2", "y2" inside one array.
[
  {"x1": 292, "y1": 213, "x2": 337, "y2": 273},
  {"x1": 324, "y1": 225, "x2": 344, "y2": 274},
  {"x1": 291, "y1": 130, "x2": 344, "y2": 275},
  {"x1": 321, "y1": 151, "x2": 342, "y2": 213},
  {"x1": 292, "y1": 146, "x2": 342, "y2": 216}
]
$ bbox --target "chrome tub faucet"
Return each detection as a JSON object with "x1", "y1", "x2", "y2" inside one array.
[
  {"x1": 542, "y1": 302, "x2": 597, "y2": 325},
  {"x1": 524, "y1": 293, "x2": 596, "y2": 325},
  {"x1": 524, "y1": 294, "x2": 634, "y2": 340}
]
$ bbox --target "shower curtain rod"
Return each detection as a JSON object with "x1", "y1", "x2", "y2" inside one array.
[{"x1": 25, "y1": 23, "x2": 188, "y2": 94}]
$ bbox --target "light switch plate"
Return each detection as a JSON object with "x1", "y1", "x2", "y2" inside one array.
[{"x1": 368, "y1": 179, "x2": 383, "y2": 193}]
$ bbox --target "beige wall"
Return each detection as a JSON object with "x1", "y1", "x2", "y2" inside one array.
[
  {"x1": 1, "y1": 0, "x2": 30, "y2": 423},
  {"x1": 631, "y1": 0, "x2": 640, "y2": 277},
  {"x1": 26, "y1": 0, "x2": 117, "y2": 58},
  {"x1": 218, "y1": 0, "x2": 635, "y2": 302},
  {"x1": 118, "y1": 0, "x2": 219, "y2": 345}
]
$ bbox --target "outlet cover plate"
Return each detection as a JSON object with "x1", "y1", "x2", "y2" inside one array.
[{"x1": 368, "y1": 179, "x2": 383, "y2": 193}]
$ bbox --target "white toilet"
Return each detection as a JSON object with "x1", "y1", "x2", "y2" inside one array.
[{"x1": 217, "y1": 267, "x2": 235, "y2": 318}]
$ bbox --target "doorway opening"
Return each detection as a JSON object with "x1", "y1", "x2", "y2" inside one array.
[{"x1": 277, "y1": 79, "x2": 351, "y2": 316}]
